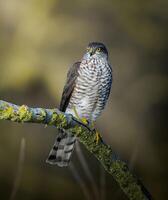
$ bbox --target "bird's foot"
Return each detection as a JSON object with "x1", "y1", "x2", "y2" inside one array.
[
  {"x1": 73, "y1": 106, "x2": 89, "y2": 125},
  {"x1": 91, "y1": 122, "x2": 102, "y2": 144},
  {"x1": 81, "y1": 117, "x2": 89, "y2": 125},
  {"x1": 72, "y1": 106, "x2": 102, "y2": 143},
  {"x1": 95, "y1": 130, "x2": 101, "y2": 144}
]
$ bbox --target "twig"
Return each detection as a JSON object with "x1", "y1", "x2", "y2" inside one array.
[{"x1": 0, "y1": 100, "x2": 153, "y2": 200}]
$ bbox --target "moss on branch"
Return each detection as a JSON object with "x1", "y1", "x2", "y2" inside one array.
[{"x1": 0, "y1": 100, "x2": 152, "y2": 200}]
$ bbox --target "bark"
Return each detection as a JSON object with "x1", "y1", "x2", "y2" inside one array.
[{"x1": 0, "y1": 100, "x2": 152, "y2": 200}]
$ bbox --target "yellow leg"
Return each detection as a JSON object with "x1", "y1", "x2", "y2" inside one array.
[
  {"x1": 90, "y1": 122, "x2": 101, "y2": 144},
  {"x1": 81, "y1": 117, "x2": 89, "y2": 125},
  {"x1": 73, "y1": 106, "x2": 88, "y2": 125},
  {"x1": 95, "y1": 131, "x2": 101, "y2": 144},
  {"x1": 73, "y1": 107, "x2": 101, "y2": 144},
  {"x1": 73, "y1": 106, "x2": 80, "y2": 120}
]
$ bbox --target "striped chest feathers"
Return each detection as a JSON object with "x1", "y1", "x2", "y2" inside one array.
[
  {"x1": 76, "y1": 58, "x2": 108, "y2": 97},
  {"x1": 67, "y1": 58, "x2": 111, "y2": 119}
]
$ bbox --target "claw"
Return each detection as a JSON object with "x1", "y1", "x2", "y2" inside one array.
[
  {"x1": 73, "y1": 106, "x2": 101, "y2": 144},
  {"x1": 73, "y1": 106, "x2": 88, "y2": 125},
  {"x1": 81, "y1": 117, "x2": 89, "y2": 125},
  {"x1": 95, "y1": 131, "x2": 101, "y2": 144}
]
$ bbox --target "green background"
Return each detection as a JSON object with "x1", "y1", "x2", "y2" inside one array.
[{"x1": 0, "y1": 0, "x2": 167, "y2": 199}]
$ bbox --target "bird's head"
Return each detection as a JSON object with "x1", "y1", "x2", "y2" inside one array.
[{"x1": 84, "y1": 42, "x2": 108, "y2": 60}]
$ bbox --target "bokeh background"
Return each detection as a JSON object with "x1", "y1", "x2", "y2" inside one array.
[{"x1": 0, "y1": 0, "x2": 167, "y2": 199}]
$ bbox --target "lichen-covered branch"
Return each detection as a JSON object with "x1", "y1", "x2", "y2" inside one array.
[{"x1": 0, "y1": 100, "x2": 152, "y2": 200}]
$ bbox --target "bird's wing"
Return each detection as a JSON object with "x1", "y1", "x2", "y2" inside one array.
[{"x1": 59, "y1": 62, "x2": 81, "y2": 112}]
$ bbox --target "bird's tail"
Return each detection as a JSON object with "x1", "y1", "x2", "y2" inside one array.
[{"x1": 46, "y1": 129, "x2": 76, "y2": 167}]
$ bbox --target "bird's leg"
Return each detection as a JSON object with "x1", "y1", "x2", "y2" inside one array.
[
  {"x1": 81, "y1": 117, "x2": 89, "y2": 125},
  {"x1": 95, "y1": 131, "x2": 101, "y2": 144},
  {"x1": 73, "y1": 106, "x2": 89, "y2": 125},
  {"x1": 73, "y1": 107, "x2": 102, "y2": 144},
  {"x1": 90, "y1": 122, "x2": 101, "y2": 145}
]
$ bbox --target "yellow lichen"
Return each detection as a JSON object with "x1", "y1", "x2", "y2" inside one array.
[
  {"x1": 49, "y1": 112, "x2": 68, "y2": 128},
  {"x1": 2, "y1": 106, "x2": 14, "y2": 119},
  {"x1": 18, "y1": 105, "x2": 32, "y2": 121}
]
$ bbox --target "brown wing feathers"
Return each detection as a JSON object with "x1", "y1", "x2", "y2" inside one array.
[
  {"x1": 46, "y1": 62, "x2": 80, "y2": 166},
  {"x1": 59, "y1": 62, "x2": 80, "y2": 112}
]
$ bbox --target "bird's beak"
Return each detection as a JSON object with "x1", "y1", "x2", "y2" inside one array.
[{"x1": 89, "y1": 48, "x2": 94, "y2": 56}]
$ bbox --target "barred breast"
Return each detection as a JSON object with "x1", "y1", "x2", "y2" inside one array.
[{"x1": 66, "y1": 57, "x2": 112, "y2": 122}]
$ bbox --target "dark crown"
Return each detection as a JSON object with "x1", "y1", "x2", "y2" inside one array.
[{"x1": 87, "y1": 42, "x2": 108, "y2": 55}]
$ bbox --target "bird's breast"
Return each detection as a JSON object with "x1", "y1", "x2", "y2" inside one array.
[{"x1": 66, "y1": 57, "x2": 111, "y2": 121}]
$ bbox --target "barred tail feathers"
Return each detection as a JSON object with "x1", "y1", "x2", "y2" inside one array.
[{"x1": 46, "y1": 130, "x2": 76, "y2": 167}]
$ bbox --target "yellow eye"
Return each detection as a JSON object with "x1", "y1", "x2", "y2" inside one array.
[{"x1": 97, "y1": 48, "x2": 101, "y2": 52}]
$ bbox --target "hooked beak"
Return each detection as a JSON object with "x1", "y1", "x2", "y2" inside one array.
[{"x1": 89, "y1": 48, "x2": 94, "y2": 56}]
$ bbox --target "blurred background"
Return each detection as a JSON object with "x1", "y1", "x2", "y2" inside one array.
[{"x1": 0, "y1": 0, "x2": 167, "y2": 199}]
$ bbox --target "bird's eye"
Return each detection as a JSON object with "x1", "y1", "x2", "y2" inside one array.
[{"x1": 97, "y1": 48, "x2": 101, "y2": 52}]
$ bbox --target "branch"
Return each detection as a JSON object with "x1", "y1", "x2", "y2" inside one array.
[{"x1": 0, "y1": 100, "x2": 152, "y2": 200}]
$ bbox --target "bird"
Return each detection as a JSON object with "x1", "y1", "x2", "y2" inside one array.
[{"x1": 46, "y1": 42, "x2": 112, "y2": 167}]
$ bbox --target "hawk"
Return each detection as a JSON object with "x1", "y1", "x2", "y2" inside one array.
[{"x1": 46, "y1": 42, "x2": 112, "y2": 167}]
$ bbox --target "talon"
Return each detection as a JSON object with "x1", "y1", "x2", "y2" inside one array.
[
  {"x1": 95, "y1": 131, "x2": 101, "y2": 144},
  {"x1": 81, "y1": 117, "x2": 89, "y2": 125},
  {"x1": 73, "y1": 106, "x2": 89, "y2": 125}
]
